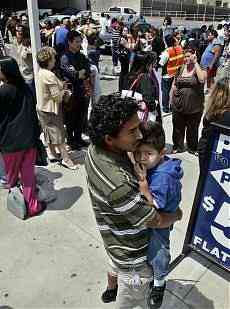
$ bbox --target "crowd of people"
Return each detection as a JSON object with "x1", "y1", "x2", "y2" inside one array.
[{"x1": 0, "y1": 10, "x2": 229, "y2": 309}]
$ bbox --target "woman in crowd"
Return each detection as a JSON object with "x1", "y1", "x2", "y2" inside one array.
[
  {"x1": 14, "y1": 24, "x2": 35, "y2": 96},
  {"x1": 118, "y1": 26, "x2": 130, "y2": 91},
  {"x1": 198, "y1": 77, "x2": 230, "y2": 171},
  {"x1": 0, "y1": 56, "x2": 45, "y2": 217},
  {"x1": 36, "y1": 47, "x2": 78, "y2": 170},
  {"x1": 171, "y1": 48, "x2": 207, "y2": 155},
  {"x1": 150, "y1": 26, "x2": 165, "y2": 69},
  {"x1": 126, "y1": 51, "x2": 161, "y2": 122}
]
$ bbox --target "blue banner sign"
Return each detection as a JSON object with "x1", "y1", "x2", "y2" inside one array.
[{"x1": 191, "y1": 127, "x2": 230, "y2": 270}]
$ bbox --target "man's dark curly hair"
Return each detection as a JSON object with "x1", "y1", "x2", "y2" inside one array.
[
  {"x1": 139, "y1": 121, "x2": 165, "y2": 153},
  {"x1": 88, "y1": 93, "x2": 139, "y2": 147}
]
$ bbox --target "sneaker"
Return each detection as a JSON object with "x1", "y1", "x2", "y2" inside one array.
[
  {"x1": 148, "y1": 282, "x2": 166, "y2": 309},
  {"x1": 101, "y1": 285, "x2": 118, "y2": 303}
]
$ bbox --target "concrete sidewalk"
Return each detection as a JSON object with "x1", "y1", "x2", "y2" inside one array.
[{"x1": 0, "y1": 76, "x2": 229, "y2": 308}]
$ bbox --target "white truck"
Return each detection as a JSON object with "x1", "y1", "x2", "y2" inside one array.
[{"x1": 106, "y1": 6, "x2": 139, "y2": 23}]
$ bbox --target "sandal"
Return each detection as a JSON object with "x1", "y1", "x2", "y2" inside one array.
[{"x1": 61, "y1": 159, "x2": 79, "y2": 170}]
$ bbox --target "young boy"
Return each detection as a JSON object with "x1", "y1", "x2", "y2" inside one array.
[
  {"x1": 135, "y1": 121, "x2": 183, "y2": 308},
  {"x1": 102, "y1": 121, "x2": 183, "y2": 309}
]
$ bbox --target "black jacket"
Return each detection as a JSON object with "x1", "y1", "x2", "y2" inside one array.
[{"x1": 0, "y1": 84, "x2": 40, "y2": 153}]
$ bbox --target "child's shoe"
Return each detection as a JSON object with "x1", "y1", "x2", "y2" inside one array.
[
  {"x1": 148, "y1": 281, "x2": 166, "y2": 309},
  {"x1": 101, "y1": 285, "x2": 118, "y2": 303}
]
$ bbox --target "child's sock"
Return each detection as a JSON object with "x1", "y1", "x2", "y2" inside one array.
[{"x1": 154, "y1": 279, "x2": 165, "y2": 287}]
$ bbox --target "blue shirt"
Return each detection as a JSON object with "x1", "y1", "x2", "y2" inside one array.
[
  {"x1": 147, "y1": 156, "x2": 183, "y2": 213},
  {"x1": 200, "y1": 41, "x2": 219, "y2": 68},
  {"x1": 55, "y1": 26, "x2": 69, "y2": 46}
]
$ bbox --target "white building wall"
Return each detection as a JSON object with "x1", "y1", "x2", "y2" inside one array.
[
  {"x1": 90, "y1": 0, "x2": 141, "y2": 13},
  {"x1": 197, "y1": 0, "x2": 230, "y2": 7},
  {"x1": 38, "y1": 0, "x2": 87, "y2": 10}
]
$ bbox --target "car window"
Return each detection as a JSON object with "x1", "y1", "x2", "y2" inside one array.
[
  {"x1": 124, "y1": 8, "x2": 129, "y2": 14},
  {"x1": 109, "y1": 7, "x2": 121, "y2": 13},
  {"x1": 128, "y1": 9, "x2": 136, "y2": 14}
]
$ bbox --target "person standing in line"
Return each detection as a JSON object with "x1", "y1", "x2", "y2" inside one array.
[
  {"x1": 54, "y1": 18, "x2": 70, "y2": 58},
  {"x1": 118, "y1": 26, "x2": 131, "y2": 91},
  {"x1": 36, "y1": 47, "x2": 78, "y2": 170},
  {"x1": 111, "y1": 21, "x2": 122, "y2": 75},
  {"x1": 60, "y1": 30, "x2": 91, "y2": 150},
  {"x1": 14, "y1": 24, "x2": 35, "y2": 96},
  {"x1": 159, "y1": 34, "x2": 184, "y2": 113},
  {"x1": 150, "y1": 27, "x2": 165, "y2": 70},
  {"x1": 0, "y1": 56, "x2": 45, "y2": 218},
  {"x1": 85, "y1": 93, "x2": 182, "y2": 308},
  {"x1": 200, "y1": 29, "x2": 222, "y2": 94},
  {"x1": 171, "y1": 48, "x2": 206, "y2": 155}
]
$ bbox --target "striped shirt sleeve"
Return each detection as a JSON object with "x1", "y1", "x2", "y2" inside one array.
[{"x1": 108, "y1": 183, "x2": 156, "y2": 227}]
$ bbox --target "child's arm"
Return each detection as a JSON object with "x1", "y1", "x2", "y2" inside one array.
[
  {"x1": 134, "y1": 163, "x2": 157, "y2": 207},
  {"x1": 139, "y1": 177, "x2": 155, "y2": 206}
]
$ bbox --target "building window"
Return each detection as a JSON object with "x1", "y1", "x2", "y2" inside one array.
[{"x1": 216, "y1": 0, "x2": 222, "y2": 6}]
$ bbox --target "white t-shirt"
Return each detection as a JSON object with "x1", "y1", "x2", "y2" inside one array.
[
  {"x1": 159, "y1": 50, "x2": 170, "y2": 79},
  {"x1": 100, "y1": 17, "x2": 107, "y2": 33}
]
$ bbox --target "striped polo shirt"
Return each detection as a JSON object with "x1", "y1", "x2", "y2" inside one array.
[{"x1": 85, "y1": 145, "x2": 156, "y2": 270}]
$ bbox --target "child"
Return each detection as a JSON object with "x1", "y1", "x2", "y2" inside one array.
[
  {"x1": 135, "y1": 121, "x2": 183, "y2": 308},
  {"x1": 101, "y1": 121, "x2": 183, "y2": 309}
]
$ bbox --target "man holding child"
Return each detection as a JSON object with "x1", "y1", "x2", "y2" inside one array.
[{"x1": 85, "y1": 93, "x2": 183, "y2": 308}]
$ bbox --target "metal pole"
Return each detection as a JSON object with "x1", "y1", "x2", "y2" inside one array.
[
  {"x1": 165, "y1": 0, "x2": 168, "y2": 16},
  {"x1": 203, "y1": 0, "x2": 208, "y2": 22},
  {"x1": 213, "y1": 6, "x2": 216, "y2": 24},
  {"x1": 27, "y1": 0, "x2": 41, "y2": 102},
  {"x1": 181, "y1": 1, "x2": 183, "y2": 19},
  {"x1": 196, "y1": 3, "x2": 199, "y2": 21}
]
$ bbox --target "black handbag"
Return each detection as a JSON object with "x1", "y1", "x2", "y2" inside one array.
[{"x1": 36, "y1": 139, "x2": 48, "y2": 167}]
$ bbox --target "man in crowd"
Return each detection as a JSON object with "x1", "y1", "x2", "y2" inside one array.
[
  {"x1": 61, "y1": 30, "x2": 91, "y2": 150},
  {"x1": 200, "y1": 29, "x2": 222, "y2": 93},
  {"x1": 54, "y1": 18, "x2": 70, "y2": 57},
  {"x1": 85, "y1": 93, "x2": 182, "y2": 308},
  {"x1": 159, "y1": 34, "x2": 184, "y2": 113}
]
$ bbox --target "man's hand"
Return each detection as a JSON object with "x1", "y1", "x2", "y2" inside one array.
[
  {"x1": 134, "y1": 163, "x2": 147, "y2": 181},
  {"x1": 146, "y1": 208, "x2": 183, "y2": 229}
]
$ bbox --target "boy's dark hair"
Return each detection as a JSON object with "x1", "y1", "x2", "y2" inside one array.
[
  {"x1": 67, "y1": 30, "x2": 82, "y2": 43},
  {"x1": 140, "y1": 121, "x2": 165, "y2": 153},
  {"x1": 88, "y1": 93, "x2": 139, "y2": 147},
  {"x1": 209, "y1": 29, "x2": 218, "y2": 38}
]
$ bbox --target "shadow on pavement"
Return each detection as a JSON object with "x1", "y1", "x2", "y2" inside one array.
[
  {"x1": 48, "y1": 186, "x2": 83, "y2": 211},
  {"x1": 167, "y1": 279, "x2": 214, "y2": 309},
  {"x1": 0, "y1": 306, "x2": 14, "y2": 309}
]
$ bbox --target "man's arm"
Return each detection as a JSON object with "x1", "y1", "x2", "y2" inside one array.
[
  {"x1": 146, "y1": 208, "x2": 183, "y2": 229},
  {"x1": 209, "y1": 45, "x2": 221, "y2": 69}
]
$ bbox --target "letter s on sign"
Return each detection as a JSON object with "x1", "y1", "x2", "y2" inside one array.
[{"x1": 211, "y1": 202, "x2": 230, "y2": 250}]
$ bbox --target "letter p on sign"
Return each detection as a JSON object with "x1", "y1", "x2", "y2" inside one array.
[{"x1": 216, "y1": 134, "x2": 230, "y2": 154}]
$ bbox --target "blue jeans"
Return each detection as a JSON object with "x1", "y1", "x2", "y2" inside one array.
[
  {"x1": 161, "y1": 77, "x2": 174, "y2": 112},
  {"x1": 147, "y1": 228, "x2": 171, "y2": 281}
]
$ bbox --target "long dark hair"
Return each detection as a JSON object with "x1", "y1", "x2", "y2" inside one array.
[
  {"x1": 128, "y1": 52, "x2": 157, "y2": 83},
  {"x1": 0, "y1": 56, "x2": 25, "y2": 87}
]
